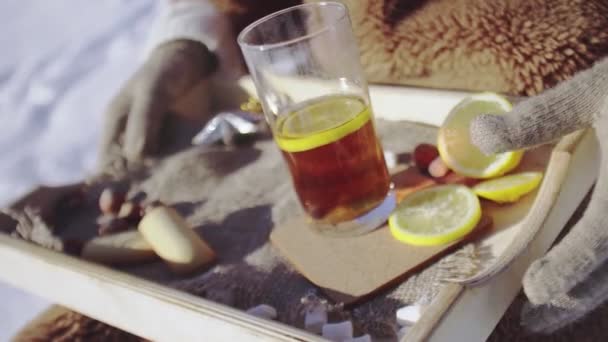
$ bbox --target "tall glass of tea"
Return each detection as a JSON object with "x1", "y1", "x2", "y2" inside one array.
[{"x1": 238, "y1": 2, "x2": 395, "y2": 236}]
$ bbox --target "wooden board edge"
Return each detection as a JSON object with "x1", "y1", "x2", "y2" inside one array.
[
  {"x1": 401, "y1": 283, "x2": 464, "y2": 342},
  {"x1": 457, "y1": 149, "x2": 571, "y2": 285},
  {"x1": 0, "y1": 234, "x2": 324, "y2": 342},
  {"x1": 554, "y1": 129, "x2": 588, "y2": 153},
  {"x1": 426, "y1": 129, "x2": 599, "y2": 342},
  {"x1": 456, "y1": 128, "x2": 588, "y2": 286}
]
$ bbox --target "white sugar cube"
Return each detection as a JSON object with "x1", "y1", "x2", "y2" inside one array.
[
  {"x1": 304, "y1": 306, "x2": 328, "y2": 334},
  {"x1": 345, "y1": 334, "x2": 372, "y2": 342},
  {"x1": 322, "y1": 321, "x2": 353, "y2": 341},
  {"x1": 246, "y1": 304, "x2": 277, "y2": 320},
  {"x1": 396, "y1": 305, "x2": 422, "y2": 326},
  {"x1": 384, "y1": 150, "x2": 397, "y2": 169}
]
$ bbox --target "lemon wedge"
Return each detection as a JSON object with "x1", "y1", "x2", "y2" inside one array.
[
  {"x1": 275, "y1": 95, "x2": 371, "y2": 152},
  {"x1": 437, "y1": 93, "x2": 523, "y2": 179},
  {"x1": 389, "y1": 185, "x2": 481, "y2": 246},
  {"x1": 473, "y1": 172, "x2": 543, "y2": 203}
]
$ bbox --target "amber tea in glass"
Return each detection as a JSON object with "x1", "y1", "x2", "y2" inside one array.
[
  {"x1": 276, "y1": 95, "x2": 390, "y2": 224},
  {"x1": 238, "y1": 2, "x2": 395, "y2": 236}
]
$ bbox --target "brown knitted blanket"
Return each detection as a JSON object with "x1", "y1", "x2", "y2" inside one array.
[{"x1": 215, "y1": 0, "x2": 608, "y2": 96}]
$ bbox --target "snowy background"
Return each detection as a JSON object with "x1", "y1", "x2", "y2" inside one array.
[{"x1": 0, "y1": 0, "x2": 159, "y2": 338}]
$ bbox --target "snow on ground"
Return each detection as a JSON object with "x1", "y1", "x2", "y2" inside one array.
[{"x1": 0, "y1": 1, "x2": 157, "y2": 338}]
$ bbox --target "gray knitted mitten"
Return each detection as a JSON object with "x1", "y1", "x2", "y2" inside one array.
[
  {"x1": 99, "y1": 39, "x2": 217, "y2": 174},
  {"x1": 470, "y1": 57, "x2": 608, "y2": 332}
]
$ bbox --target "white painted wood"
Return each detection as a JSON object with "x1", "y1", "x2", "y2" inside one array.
[
  {"x1": 0, "y1": 79, "x2": 597, "y2": 341},
  {"x1": 427, "y1": 131, "x2": 598, "y2": 342},
  {"x1": 0, "y1": 236, "x2": 324, "y2": 342},
  {"x1": 236, "y1": 77, "x2": 471, "y2": 126}
]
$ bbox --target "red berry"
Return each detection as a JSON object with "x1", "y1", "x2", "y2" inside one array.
[{"x1": 413, "y1": 144, "x2": 439, "y2": 171}]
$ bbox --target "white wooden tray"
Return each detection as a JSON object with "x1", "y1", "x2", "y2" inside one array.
[{"x1": 0, "y1": 79, "x2": 598, "y2": 341}]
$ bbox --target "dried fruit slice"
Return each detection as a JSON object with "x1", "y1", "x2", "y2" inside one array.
[
  {"x1": 413, "y1": 144, "x2": 439, "y2": 171},
  {"x1": 473, "y1": 172, "x2": 543, "y2": 203},
  {"x1": 389, "y1": 185, "x2": 481, "y2": 246},
  {"x1": 275, "y1": 95, "x2": 370, "y2": 152}
]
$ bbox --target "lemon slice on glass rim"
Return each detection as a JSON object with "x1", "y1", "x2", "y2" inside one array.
[
  {"x1": 389, "y1": 185, "x2": 482, "y2": 246},
  {"x1": 437, "y1": 93, "x2": 523, "y2": 179},
  {"x1": 473, "y1": 172, "x2": 543, "y2": 203},
  {"x1": 274, "y1": 95, "x2": 370, "y2": 152}
]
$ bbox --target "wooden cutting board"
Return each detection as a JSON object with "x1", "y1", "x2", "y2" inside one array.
[{"x1": 271, "y1": 145, "x2": 551, "y2": 304}]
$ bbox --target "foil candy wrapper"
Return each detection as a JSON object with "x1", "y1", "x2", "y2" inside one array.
[{"x1": 191, "y1": 111, "x2": 264, "y2": 146}]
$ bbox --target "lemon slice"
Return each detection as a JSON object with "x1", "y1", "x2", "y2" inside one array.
[
  {"x1": 275, "y1": 95, "x2": 371, "y2": 152},
  {"x1": 389, "y1": 185, "x2": 481, "y2": 246},
  {"x1": 473, "y1": 172, "x2": 543, "y2": 203},
  {"x1": 437, "y1": 93, "x2": 524, "y2": 179}
]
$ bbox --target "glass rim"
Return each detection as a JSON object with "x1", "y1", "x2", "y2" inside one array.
[{"x1": 237, "y1": 1, "x2": 347, "y2": 52}]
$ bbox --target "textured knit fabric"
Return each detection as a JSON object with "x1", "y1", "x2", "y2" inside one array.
[
  {"x1": 471, "y1": 57, "x2": 608, "y2": 332},
  {"x1": 99, "y1": 39, "x2": 217, "y2": 171},
  {"x1": 206, "y1": 0, "x2": 608, "y2": 95}
]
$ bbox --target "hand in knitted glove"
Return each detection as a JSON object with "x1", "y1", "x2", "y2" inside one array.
[
  {"x1": 99, "y1": 39, "x2": 217, "y2": 175},
  {"x1": 470, "y1": 58, "x2": 608, "y2": 332}
]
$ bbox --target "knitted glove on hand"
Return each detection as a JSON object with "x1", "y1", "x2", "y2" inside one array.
[
  {"x1": 471, "y1": 57, "x2": 608, "y2": 333},
  {"x1": 99, "y1": 39, "x2": 217, "y2": 175}
]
